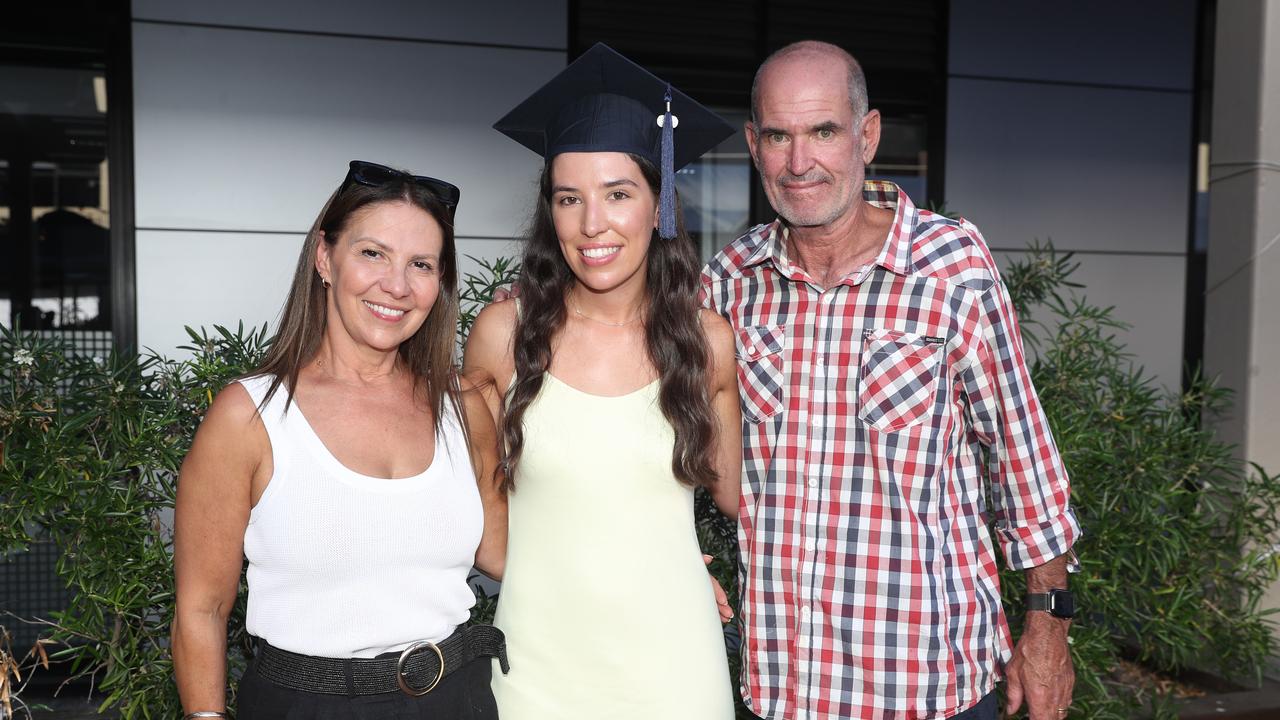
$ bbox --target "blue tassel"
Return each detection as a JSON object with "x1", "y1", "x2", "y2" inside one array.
[{"x1": 659, "y1": 84, "x2": 677, "y2": 240}]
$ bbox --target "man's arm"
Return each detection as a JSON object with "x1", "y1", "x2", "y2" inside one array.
[
  {"x1": 959, "y1": 220, "x2": 1079, "y2": 720},
  {"x1": 1006, "y1": 554, "x2": 1074, "y2": 719}
]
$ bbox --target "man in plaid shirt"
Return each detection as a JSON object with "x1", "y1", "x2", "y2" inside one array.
[{"x1": 702, "y1": 41, "x2": 1080, "y2": 720}]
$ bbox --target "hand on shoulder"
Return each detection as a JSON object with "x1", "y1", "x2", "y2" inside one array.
[{"x1": 490, "y1": 283, "x2": 520, "y2": 303}]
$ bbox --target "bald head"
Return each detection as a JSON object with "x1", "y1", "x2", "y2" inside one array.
[{"x1": 750, "y1": 41, "x2": 868, "y2": 125}]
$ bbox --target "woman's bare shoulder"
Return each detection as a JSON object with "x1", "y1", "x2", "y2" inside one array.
[
  {"x1": 201, "y1": 380, "x2": 266, "y2": 438},
  {"x1": 471, "y1": 298, "x2": 519, "y2": 340},
  {"x1": 464, "y1": 299, "x2": 518, "y2": 382}
]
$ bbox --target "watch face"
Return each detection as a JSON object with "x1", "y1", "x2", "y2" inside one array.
[{"x1": 1050, "y1": 590, "x2": 1075, "y2": 618}]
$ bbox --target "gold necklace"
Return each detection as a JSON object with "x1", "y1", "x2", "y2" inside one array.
[{"x1": 570, "y1": 293, "x2": 640, "y2": 327}]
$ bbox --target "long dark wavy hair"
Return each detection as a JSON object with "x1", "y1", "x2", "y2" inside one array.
[
  {"x1": 252, "y1": 175, "x2": 463, "y2": 435},
  {"x1": 501, "y1": 154, "x2": 717, "y2": 491}
]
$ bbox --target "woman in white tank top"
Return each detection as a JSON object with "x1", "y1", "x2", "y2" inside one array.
[
  {"x1": 465, "y1": 46, "x2": 742, "y2": 719},
  {"x1": 172, "y1": 161, "x2": 508, "y2": 720}
]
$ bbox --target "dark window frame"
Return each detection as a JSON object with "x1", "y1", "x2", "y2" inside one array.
[
  {"x1": 0, "y1": 2, "x2": 136, "y2": 353},
  {"x1": 1181, "y1": 0, "x2": 1214, "y2": 391}
]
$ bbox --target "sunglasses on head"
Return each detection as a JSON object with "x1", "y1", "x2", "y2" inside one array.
[{"x1": 339, "y1": 160, "x2": 461, "y2": 211}]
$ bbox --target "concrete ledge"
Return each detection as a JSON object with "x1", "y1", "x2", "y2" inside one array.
[{"x1": 1177, "y1": 678, "x2": 1280, "y2": 719}]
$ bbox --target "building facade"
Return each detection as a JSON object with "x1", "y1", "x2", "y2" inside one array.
[{"x1": 8, "y1": 0, "x2": 1279, "y2": 666}]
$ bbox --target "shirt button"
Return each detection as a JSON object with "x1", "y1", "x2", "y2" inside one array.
[
  {"x1": 808, "y1": 477, "x2": 818, "y2": 488},
  {"x1": 804, "y1": 538, "x2": 816, "y2": 552},
  {"x1": 801, "y1": 606, "x2": 812, "y2": 618}
]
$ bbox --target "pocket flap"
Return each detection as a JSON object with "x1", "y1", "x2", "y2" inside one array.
[
  {"x1": 736, "y1": 325, "x2": 785, "y2": 361},
  {"x1": 862, "y1": 328, "x2": 946, "y2": 355}
]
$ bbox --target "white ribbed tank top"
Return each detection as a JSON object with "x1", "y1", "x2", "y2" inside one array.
[{"x1": 239, "y1": 374, "x2": 481, "y2": 658}]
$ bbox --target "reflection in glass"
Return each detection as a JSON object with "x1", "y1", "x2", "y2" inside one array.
[
  {"x1": 869, "y1": 115, "x2": 928, "y2": 204},
  {"x1": 676, "y1": 110, "x2": 752, "y2": 260},
  {"x1": 0, "y1": 65, "x2": 112, "y2": 354}
]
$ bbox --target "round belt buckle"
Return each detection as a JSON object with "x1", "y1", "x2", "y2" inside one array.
[{"x1": 396, "y1": 640, "x2": 445, "y2": 696}]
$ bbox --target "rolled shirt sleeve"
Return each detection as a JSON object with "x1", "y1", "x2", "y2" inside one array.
[{"x1": 961, "y1": 223, "x2": 1081, "y2": 571}]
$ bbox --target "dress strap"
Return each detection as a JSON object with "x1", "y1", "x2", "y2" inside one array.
[{"x1": 237, "y1": 374, "x2": 294, "y2": 476}]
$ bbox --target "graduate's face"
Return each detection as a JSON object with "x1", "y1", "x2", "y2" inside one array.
[{"x1": 549, "y1": 151, "x2": 658, "y2": 296}]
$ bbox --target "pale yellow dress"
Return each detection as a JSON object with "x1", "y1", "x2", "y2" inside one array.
[{"x1": 490, "y1": 374, "x2": 735, "y2": 719}]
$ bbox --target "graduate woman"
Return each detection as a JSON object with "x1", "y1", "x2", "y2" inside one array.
[{"x1": 464, "y1": 44, "x2": 741, "y2": 719}]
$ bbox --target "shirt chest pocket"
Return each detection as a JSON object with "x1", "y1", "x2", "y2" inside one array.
[
  {"x1": 736, "y1": 325, "x2": 786, "y2": 423},
  {"x1": 857, "y1": 329, "x2": 945, "y2": 432}
]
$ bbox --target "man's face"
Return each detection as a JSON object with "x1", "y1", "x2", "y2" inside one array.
[{"x1": 746, "y1": 54, "x2": 880, "y2": 230}]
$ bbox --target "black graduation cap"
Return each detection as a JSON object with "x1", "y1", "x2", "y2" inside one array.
[{"x1": 494, "y1": 42, "x2": 734, "y2": 239}]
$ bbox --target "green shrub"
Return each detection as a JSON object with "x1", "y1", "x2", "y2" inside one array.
[
  {"x1": 999, "y1": 245, "x2": 1280, "y2": 717},
  {"x1": 1, "y1": 322, "x2": 270, "y2": 718},
  {"x1": 1, "y1": 248, "x2": 1277, "y2": 719}
]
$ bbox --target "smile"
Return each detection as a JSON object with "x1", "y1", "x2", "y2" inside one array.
[
  {"x1": 363, "y1": 300, "x2": 407, "y2": 319},
  {"x1": 581, "y1": 246, "x2": 620, "y2": 259},
  {"x1": 781, "y1": 180, "x2": 826, "y2": 190}
]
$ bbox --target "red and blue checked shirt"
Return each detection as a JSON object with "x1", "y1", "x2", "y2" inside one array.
[{"x1": 701, "y1": 181, "x2": 1080, "y2": 720}]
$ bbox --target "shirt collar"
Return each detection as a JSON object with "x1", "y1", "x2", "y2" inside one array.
[
  {"x1": 743, "y1": 180, "x2": 918, "y2": 282},
  {"x1": 868, "y1": 180, "x2": 916, "y2": 277}
]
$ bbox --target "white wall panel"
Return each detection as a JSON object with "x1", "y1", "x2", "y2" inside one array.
[
  {"x1": 132, "y1": 0, "x2": 566, "y2": 50},
  {"x1": 946, "y1": 78, "x2": 1191, "y2": 255},
  {"x1": 137, "y1": 232, "x2": 523, "y2": 358},
  {"x1": 136, "y1": 230, "x2": 303, "y2": 358},
  {"x1": 133, "y1": 22, "x2": 559, "y2": 238},
  {"x1": 949, "y1": 0, "x2": 1196, "y2": 90},
  {"x1": 993, "y1": 251, "x2": 1187, "y2": 392}
]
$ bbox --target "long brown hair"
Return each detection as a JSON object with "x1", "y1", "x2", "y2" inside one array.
[
  {"x1": 253, "y1": 176, "x2": 462, "y2": 433},
  {"x1": 501, "y1": 154, "x2": 717, "y2": 491}
]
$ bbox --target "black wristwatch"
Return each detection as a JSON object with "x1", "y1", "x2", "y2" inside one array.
[{"x1": 1027, "y1": 588, "x2": 1075, "y2": 619}]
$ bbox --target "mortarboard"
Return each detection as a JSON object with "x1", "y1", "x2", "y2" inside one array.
[{"x1": 493, "y1": 42, "x2": 734, "y2": 239}]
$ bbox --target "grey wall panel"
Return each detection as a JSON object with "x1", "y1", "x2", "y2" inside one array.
[
  {"x1": 136, "y1": 230, "x2": 303, "y2": 358},
  {"x1": 132, "y1": 0, "x2": 567, "y2": 50},
  {"x1": 949, "y1": 0, "x2": 1196, "y2": 90},
  {"x1": 137, "y1": 231, "x2": 521, "y2": 358},
  {"x1": 993, "y1": 250, "x2": 1187, "y2": 392},
  {"x1": 945, "y1": 78, "x2": 1191, "y2": 255},
  {"x1": 133, "y1": 22, "x2": 559, "y2": 238},
  {"x1": 458, "y1": 237, "x2": 522, "y2": 284}
]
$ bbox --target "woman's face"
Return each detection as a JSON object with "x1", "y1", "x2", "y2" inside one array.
[
  {"x1": 549, "y1": 151, "x2": 658, "y2": 296},
  {"x1": 315, "y1": 200, "x2": 444, "y2": 354}
]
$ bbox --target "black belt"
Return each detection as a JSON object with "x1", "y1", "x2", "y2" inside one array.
[{"x1": 254, "y1": 625, "x2": 508, "y2": 696}]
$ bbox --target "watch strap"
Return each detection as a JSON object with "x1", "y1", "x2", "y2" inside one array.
[
  {"x1": 1026, "y1": 592, "x2": 1053, "y2": 612},
  {"x1": 1027, "y1": 588, "x2": 1074, "y2": 618}
]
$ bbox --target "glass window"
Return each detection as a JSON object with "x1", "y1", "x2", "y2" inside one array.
[
  {"x1": 0, "y1": 64, "x2": 113, "y2": 355},
  {"x1": 675, "y1": 109, "x2": 753, "y2": 260},
  {"x1": 869, "y1": 113, "x2": 929, "y2": 204}
]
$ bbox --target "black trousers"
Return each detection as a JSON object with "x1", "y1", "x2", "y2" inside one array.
[
  {"x1": 237, "y1": 654, "x2": 498, "y2": 720},
  {"x1": 950, "y1": 692, "x2": 998, "y2": 720},
  {"x1": 747, "y1": 691, "x2": 997, "y2": 720}
]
